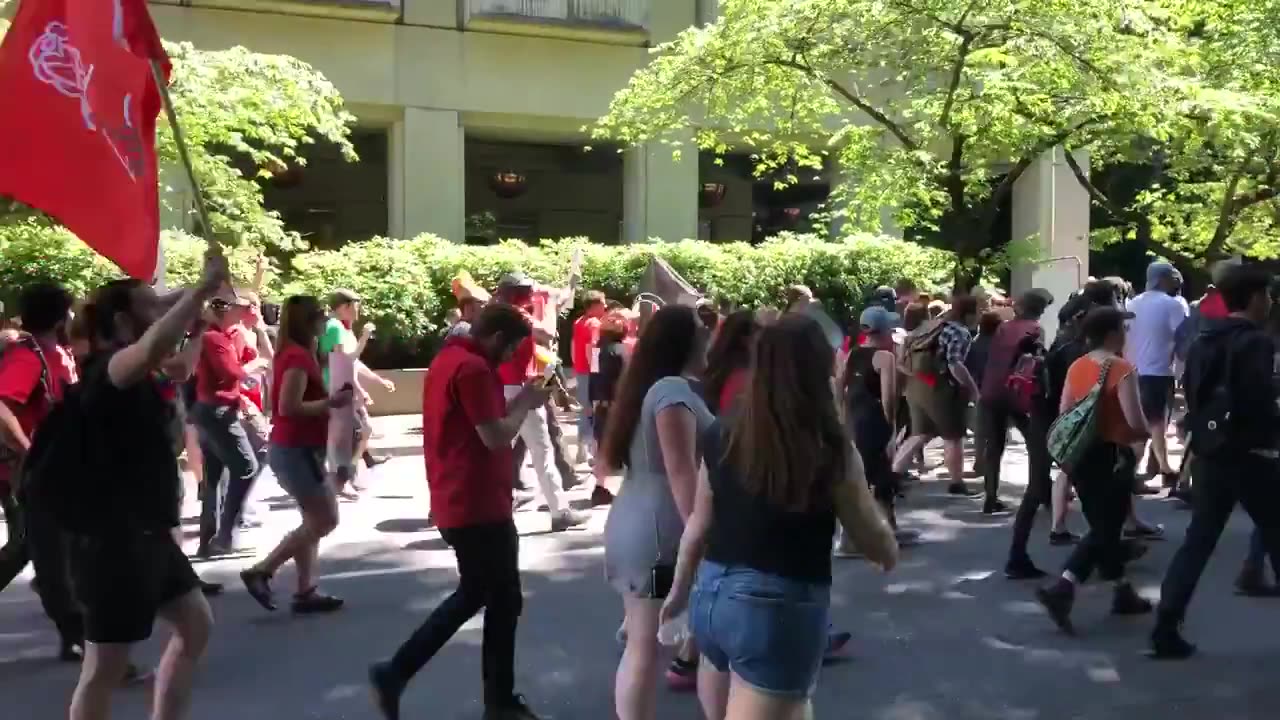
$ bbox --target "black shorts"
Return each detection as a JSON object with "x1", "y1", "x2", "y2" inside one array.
[
  {"x1": 1137, "y1": 375, "x2": 1174, "y2": 422},
  {"x1": 69, "y1": 531, "x2": 199, "y2": 644}
]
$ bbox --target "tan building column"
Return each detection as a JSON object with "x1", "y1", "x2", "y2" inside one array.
[
  {"x1": 1011, "y1": 147, "x2": 1090, "y2": 339},
  {"x1": 622, "y1": 141, "x2": 698, "y2": 243},
  {"x1": 392, "y1": 107, "x2": 465, "y2": 242}
]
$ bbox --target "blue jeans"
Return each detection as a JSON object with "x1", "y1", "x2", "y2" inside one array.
[
  {"x1": 690, "y1": 560, "x2": 829, "y2": 698},
  {"x1": 1242, "y1": 526, "x2": 1278, "y2": 578},
  {"x1": 574, "y1": 376, "x2": 592, "y2": 452},
  {"x1": 193, "y1": 402, "x2": 266, "y2": 548}
]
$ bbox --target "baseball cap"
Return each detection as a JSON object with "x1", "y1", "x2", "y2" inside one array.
[
  {"x1": 873, "y1": 286, "x2": 896, "y2": 303},
  {"x1": 498, "y1": 272, "x2": 536, "y2": 290},
  {"x1": 1016, "y1": 288, "x2": 1055, "y2": 317},
  {"x1": 1081, "y1": 306, "x2": 1135, "y2": 344},
  {"x1": 859, "y1": 305, "x2": 899, "y2": 334},
  {"x1": 329, "y1": 288, "x2": 361, "y2": 309},
  {"x1": 1145, "y1": 261, "x2": 1181, "y2": 290}
]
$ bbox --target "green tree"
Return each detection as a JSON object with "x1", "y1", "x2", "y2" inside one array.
[
  {"x1": 0, "y1": 14, "x2": 355, "y2": 257},
  {"x1": 1069, "y1": 0, "x2": 1280, "y2": 266},
  {"x1": 593, "y1": 0, "x2": 1192, "y2": 285}
]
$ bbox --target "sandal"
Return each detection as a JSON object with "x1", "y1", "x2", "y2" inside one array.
[{"x1": 240, "y1": 569, "x2": 277, "y2": 611}]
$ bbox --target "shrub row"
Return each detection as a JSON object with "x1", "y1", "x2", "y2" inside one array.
[{"x1": 1, "y1": 221, "x2": 955, "y2": 368}]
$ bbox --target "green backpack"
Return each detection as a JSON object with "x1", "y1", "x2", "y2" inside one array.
[{"x1": 1046, "y1": 358, "x2": 1115, "y2": 471}]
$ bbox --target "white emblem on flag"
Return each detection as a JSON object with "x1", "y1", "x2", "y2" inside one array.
[{"x1": 29, "y1": 22, "x2": 143, "y2": 181}]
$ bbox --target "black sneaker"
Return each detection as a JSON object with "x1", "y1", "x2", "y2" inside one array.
[
  {"x1": 485, "y1": 694, "x2": 543, "y2": 720},
  {"x1": 1123, "y1": 540, "x2": 1150, "y2": 562},
  {"x1": 1111, "y1": 584, "x2": 1154, "y2": 615},
  {"x1": 1005, "y1": 559, "x2": 1048, "y2": 581},
  {"x1": 948, "y1": 483, "x2": 981, "y2": 498},
  {"x1": 369, "y1": 662, "x2": 402, "y2": 720},
  {"x1": 1049, "y1": 531, "x2": 1079, "y2": 546},
  {"x1": 1035, "y1": 582, "x2": 1076, "y2": 635},
  {"x1": 1149, "y1": 623, "x2": 1197, "y2": 660},
  {"x1": 590, "y1": 485, "x2": 615, "y2": 507},
  {"x1": 1234, "y1": 571, "x2": 1280, "y2": 598},
  {"x1": 1124, "y1": 524, "x2": 1165, "y2": 541},
  {"x1": 292, "y1": 588, "x2": 344, "y2": 614},
  {"x1": 982, "y1": 499, "x2": 1011, "y2": 515},
  {"x1": 199, "y1": 579, "x2": 224, "y2": 597}
]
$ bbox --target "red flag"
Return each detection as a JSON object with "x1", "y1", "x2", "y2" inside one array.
[{"x1": 0, "y1": 0, "x2": 169, "y2": 280}]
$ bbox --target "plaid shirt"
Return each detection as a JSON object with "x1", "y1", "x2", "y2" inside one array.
[{"x1": 937, "y1": 321, "x2": 972, "y2": 374}]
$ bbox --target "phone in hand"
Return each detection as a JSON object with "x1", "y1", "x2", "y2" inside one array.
[{"x1": 539, "y1": 362, "x2": 559, "y2": 388}]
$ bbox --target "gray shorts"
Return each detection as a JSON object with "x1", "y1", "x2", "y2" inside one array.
[{"x1": 269, "y1": 445, "x2": 330, "y2": 501}]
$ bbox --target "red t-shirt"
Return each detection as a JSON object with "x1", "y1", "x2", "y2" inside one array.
[
  {"x1": 1200, "y1": 289, "x2": 1227, "y2": 320},
  {"x1": 196, "y1": 326, "x2": 248, "y2": 406},
  {"x1": 0, "y1": 339, "x2": 77, "y2": 485},
  {"x1": 572, "y1": 315, "x2": 601, "y2": 374},
  {"x1": 424, "y1": 337, "x2": 513, "y2": 529},
  {"x1": 497, "y1": 335, "x2": 536, "y2": 386},
  {"x1": 269, "y1": 345, "x2": 328, "y2": 447},
  {"x1": 719, "y1": 366, "x2": 749, "y2": 414},
  {"x1": 231, "y1": 325, "x2": 263, "y2": 410}
]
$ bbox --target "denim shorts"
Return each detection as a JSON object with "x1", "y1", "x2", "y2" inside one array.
[
  {"x1": 269, "y1": 445, "x2": 330, "y2": 501},
  {"x1": 690, "y1": 560, "x2": 830, "y2": 698}
]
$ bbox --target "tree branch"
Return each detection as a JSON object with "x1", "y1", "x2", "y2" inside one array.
[
  {"x1": 1064, "y1": 150, "x2": 1136, "y2": 223},
  {"x1": 1205, "y1": 170, "x2": 1243, "y2": 259},
  {"x1": 946, "y1": 134, "x2": 966, "y2": 212},
  {"x1": 824, "y1": 78, "x2": 920, "y2": 151},
  {"x1": 939, "y1": 32, "x2": 975, "y2": 133},
  {"x1": 985, "y1": 117, "x2": 1105, "y2": 225}
]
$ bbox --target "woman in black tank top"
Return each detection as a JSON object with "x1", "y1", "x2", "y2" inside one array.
[
  {"x1": 842, "y1": 308, "x2": 905, "y2": 541},
  {"x1": 658, "y1": 314, "x2": 898, "y2": 719}
]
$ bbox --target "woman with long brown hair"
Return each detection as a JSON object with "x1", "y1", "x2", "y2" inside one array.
[
  {"x1": 662, "y1": 313, "x2": 897, "y2": 720},
  {"x1": 239, "y1": 295, "x2": 353, "y2": 614},
  {"x1": 600, "y1": 305, "x2": 713, "y2": 720},
  {"x1": 701, "y1": 310, "x2": 758, "y2": 415}
]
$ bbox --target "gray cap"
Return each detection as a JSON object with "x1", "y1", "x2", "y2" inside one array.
[
  {"x1": 1146, "y1": 261, "x2": 1181, "y2": 290},
  {"x1": 329, "y1": 288, "x2": 361, "y2": 309},
  {"x1": 498, "y1": 272, "x2": 535, "y2": 290},
  {"x1": 860, "y1": 305, "x2": 899, "y2": 333}
]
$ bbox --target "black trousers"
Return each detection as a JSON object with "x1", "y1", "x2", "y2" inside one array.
[
  {"x1": 388, "y1": 519, "x2": 523, "y2": 705},
  {"x1": 1062, "y1": 443, "x2": 1135, "y2": 583},
  {"x1": 0, "y1": 493, "x2": 83, "y2": 645},
  {"x1": 995, "y1": 403, "x2": 1053, "y2": 562},
  {"x1": 980, "y1": 397, "x2": 1052, "y2": 502},
  {"x1": 1158, "y1": 453, "x2": 1280, "y2": 624}
]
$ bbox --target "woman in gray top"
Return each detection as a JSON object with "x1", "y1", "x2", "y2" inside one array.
[{"x1": 598, "y1": 305, "x2": 712, "y2": 720}]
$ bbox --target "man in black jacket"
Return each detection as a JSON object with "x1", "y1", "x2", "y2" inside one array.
[{"x1": 1151, "y1": 264, "x2": 1280, "y2": 659}]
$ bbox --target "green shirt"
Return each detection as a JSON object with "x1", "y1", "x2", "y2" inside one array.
[{"x1": 319, "y1": 317, "x2": 351, "y2": 388}]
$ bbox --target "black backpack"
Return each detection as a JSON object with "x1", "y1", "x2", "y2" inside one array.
[{"x1": 18, "y1": 378, "x2": 107, "y2": 534}]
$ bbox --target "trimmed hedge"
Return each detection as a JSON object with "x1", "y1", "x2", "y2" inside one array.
[{"x1": 0, "y1": 221, "x2": 954, "y2": 368}]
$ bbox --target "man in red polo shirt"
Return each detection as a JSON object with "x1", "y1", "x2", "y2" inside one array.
[
  {"x1": 0, "y1": 282, "x2": 84, "y2": 657},
  {"x1": 192, "y1": 293, "x2": 266, "y2": 556},
  {"x1": 571, "y1": 290, "x2": 606, "y2": 465},
  {"x1": 370, "y1": 303, "x2": 551, "y2": 720}
]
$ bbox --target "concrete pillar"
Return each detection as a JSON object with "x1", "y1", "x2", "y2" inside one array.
[
  {"x1": 622, "y1": 141, "x2": 698, "y2": 243},
  {"x1": 394, "y1": 107, "x2": 465, "y2": 242},
  {"x1": 158, "y1": 164, "x2": 193, "y2": 233},
  {"x1": 1011, "y1": 147, "x2": 1090, "y2": 340}
]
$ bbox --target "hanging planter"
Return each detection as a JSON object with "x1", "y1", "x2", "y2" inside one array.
[
  {"x1": 266, "y1": 158, "x2": 302, "y2": 189},
  {"x1": 488, "y1": 170, "x2": 528, "y2": 199},
  {"x1": 698, "y1": 182, "x2": 727, "y2": 209}
]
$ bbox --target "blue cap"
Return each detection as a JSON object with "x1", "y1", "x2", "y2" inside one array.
[{"x1": 860, "y1": 306, "x2": 899, "y2": 333}]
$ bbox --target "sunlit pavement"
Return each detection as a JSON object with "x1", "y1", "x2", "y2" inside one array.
[{"x1": 2, "y1": 430, "x2": 1279, "y2": 719}]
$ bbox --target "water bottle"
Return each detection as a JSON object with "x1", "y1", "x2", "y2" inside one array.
[{"x1": 656, "y1": 611, "x2": 689, "y2": 647}]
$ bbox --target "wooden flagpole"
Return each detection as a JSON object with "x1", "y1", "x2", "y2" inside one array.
[{"x1": 150, "y1": 59, "x2": 217, "y2": 252}]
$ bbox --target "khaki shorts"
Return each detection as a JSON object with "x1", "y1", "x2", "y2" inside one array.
[{"x1": 905, "y1": 377, "x2": 969, "y2": 441}]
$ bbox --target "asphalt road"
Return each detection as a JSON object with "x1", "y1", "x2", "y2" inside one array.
[{"x1": 2, "y1": 436, "x2": 1279, "y2": 720}]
